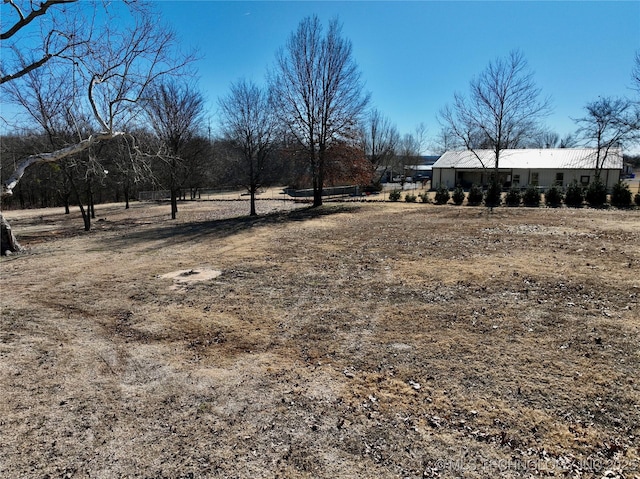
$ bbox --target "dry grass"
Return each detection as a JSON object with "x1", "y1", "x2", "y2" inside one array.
[{"x1": 1, "y1": 199, "x2": 639, "y2": 478}]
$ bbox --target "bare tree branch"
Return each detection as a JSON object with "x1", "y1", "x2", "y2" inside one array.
[
  {"x1": 1, "y1": 0, "x2": 77, "y2": 40},
  {"x1": 2, "y1": 130, "x2": 124, "y2": 197}
]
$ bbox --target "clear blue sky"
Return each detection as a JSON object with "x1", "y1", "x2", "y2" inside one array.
[
  {"x1": 155, "y1": 1, "x2": 639, "y2": 153},
  {"x1": 3, "y1": 1, "x2": 638, "y2": 153}
]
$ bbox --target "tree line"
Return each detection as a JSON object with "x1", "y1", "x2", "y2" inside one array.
[{"x1": 1, "y1": 1, "x2": 639, "y2": 254}]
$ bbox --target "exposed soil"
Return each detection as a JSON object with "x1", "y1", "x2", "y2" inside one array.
[{"x1": 1, "y1": 199, "x2": 639, "y2": 478}]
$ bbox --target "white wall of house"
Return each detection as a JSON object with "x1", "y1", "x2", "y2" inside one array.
[{"x1": 432, "y1": 168, "x2": 622, "y2": 190}]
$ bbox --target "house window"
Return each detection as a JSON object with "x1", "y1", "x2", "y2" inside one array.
[
  {"x1": 531, "y1": 172, "x2": 539, "y2": 186},
  {"x1": 555, "y1": 172, "x2": 564, "y2": 186},
  {"x1": 580, "y1": 175, "x2": 590, "y2": 186},
  {"x1": 513, "y1": 174, "x2": 520, "y2": 187}
]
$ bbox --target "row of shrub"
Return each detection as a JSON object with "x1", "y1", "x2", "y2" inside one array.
[{"x1": 389, "y1": 180, "x2": 640, "y2": 208}]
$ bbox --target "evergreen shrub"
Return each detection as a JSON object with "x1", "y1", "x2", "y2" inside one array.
[
  {"x1": 564, "y1": 181, "x2": 584, "y2": 208},
  {"x1": 434, "y1": 185, "x2": 450, "y2": 205},
  {"x1": 452, "y1": 186, "x2": 465, "y2": 206},
  {"x1": 610, "y1": 182, "x2": 632, "y2": 208},
  {"x1": 484, "y1": 182, "x2": 502, "y2": 207},
  {"x1": 522, "y1": 185, "x2": 541, "y2": 207},
  {"x1": 467, "y1": 184, "x2": 484, "y2": 206},
  {"x1": 544, "y1": 185, "x2": 563, "y2": 208},
  {"x1": 505, "y1": 187, "x2": 522, "y2": 207},
  {"x1": 585, "y1": 178, "x2": 607, "y2": 208}
]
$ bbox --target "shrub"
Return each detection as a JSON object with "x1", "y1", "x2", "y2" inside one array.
[
  {"x1": 404, "y1": 193, "x2": 417, "y2": 203},
  {"x1": 610, "y1": 182, "x2": 632, "y2": 208},
  {"x1": 635, "y1": 193, "x2": 640, "y2": 207},
  {"x1": 388, "y1": 190, "x2": 401, "y2": 202},
  {"x1": 467, "y1": 184, "x2": 484, "y2": 206},
  {"x1": 419, "y1": 191, "x2": 430, "y2": 203},
  {"x1": 505, "y1": 187, "x2": 522, "y2": 207},
  {"x1": 484, "y1": 182, "x2": 502, "y2": 208},
  {"x1": 544, "y1": 185, "x2": 563, "y2": 208},
  {"x1": 434, "y1": 184, "x2": 450, "y2": 205},
  {"x1": 564, "y1": 180, "x2": 584, "y2": 208},
  {"x1": 522, "y1": 185, "x2": 541, "y2": 207},
  {"x1": 585, "y1": 178, "x2": 607, "y2": 208},
  {"x1": 451, "y1": 186, "x2": 465, "y2": 206}
]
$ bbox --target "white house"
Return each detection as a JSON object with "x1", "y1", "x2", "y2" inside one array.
[{"x1": 431, "y1": 148, "x2": 623, "y2": 190}]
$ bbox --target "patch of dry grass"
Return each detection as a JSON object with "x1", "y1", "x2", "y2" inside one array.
[{"x1": 1, "y1": 200, "x2": 639, "y2": 478}]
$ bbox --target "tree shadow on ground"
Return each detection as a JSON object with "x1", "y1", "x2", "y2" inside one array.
[{"x1": 106, "y1": 204, "x2": 360, "y2": 252}]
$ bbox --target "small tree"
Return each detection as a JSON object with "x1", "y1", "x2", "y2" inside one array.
[
  {"x1": 505, "y1": 187, "x2": 521, "y2": 207},
  {"x1": 565, "y1": 180, "x2": 584, "y2": 208},
  {"x1": 635, "y1": 192, "x2": 640, "y2": 207},
  {"x1": 143, "y1": 81, "x2": 205, "y2": 219},
  {"x1": 585, "y1": 178, "x2": 607, "y2": 208},
  {"x1": 484, "y1": 182, "x2": 502, "y2": 207},
  {"x1": 218, "y1": 79, "x2": 277, "y2": 216},
  {"x1": 544, "y1": 185, "x2": 563, "y2": 208},
  {"x1": 467, "y1": 184, "x2": 484, "y2": 206},
  {"x1": 434, "y1": 184, "x2": 450, "y2": 205},
  {"x1": 452, "y1": 186, "x2": 465, "y2": 205},
  {"x1": 359, "y1": 108, "x2": 400, "y2": 185},
  {"x1": 610, "y1": 182, "x2": 632, "y2": 208},
  {"x1": 388, "y1": 190, "x2": 401, "y2": 202},
  {"x1": 522, "y1": 185, "x2": 541, "y2": 207}
]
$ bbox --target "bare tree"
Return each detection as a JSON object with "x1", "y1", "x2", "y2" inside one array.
[
  {"x1": 574, "y1": 96, "x2": 639, "y2": 178},
  {"x1": 218, "y1": 79, "x2": 277, "y2": 216},
  {"x1": 528, "y1": 130, "x2": 577, "y2": 149},
  {"x1": 269, "y1": 15, "x2": 369, "y2": 207},
  {"x1": 142, "y1": 80, "x2": 205, "y2": 219},
  {"x1": 359, "y1": 108, "x2": 399, "y2": 184},
  {"x1": 1, "y1": 1, "x2": 192, "y2": 253},
  {"x1": 1, "y1": 0, "x2": 85, "y2": 85},
  {"x1": 431, "y1": 126, "x2": 462, "y2": 155},
  {"x1": 439, "y1": 50, "x2": 550, "y2": 178},
  {"x1": 632, "y1": 51, "x2": 640, "y2": 94}
]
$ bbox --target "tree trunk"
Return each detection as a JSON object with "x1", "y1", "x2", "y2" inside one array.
[
  {"x1": 82, "y1": 200, "x2": 91, "y2": 231},
  {"x1": 64, "y1": 192, "x2": 70, "y2": 214},
  {"x1": 313, "y1": 185, "x2": 323, "y2": 207},
  {"x1": 250, "y1": 186, "x2": 257, "y2": 216},
  {"x1": 124, "y1": 187, "x2": 130, "y2": 209},
  {"x1": 313, "y1": 150, "x2": 325, "y2": 207},
  {"x1": 1, "y1": 213, "x2": 23, "y2": 255},
  {"x1": 171, "y1": 188, "x2": 178, "y2": 219},
  {"x1": 88, "y1": 183, "x2": 96, "y2": 219}
]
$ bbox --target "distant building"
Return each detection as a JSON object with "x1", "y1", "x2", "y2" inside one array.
[
  {"x1": 431, "y1": 148, "x2": 623, "y2": 190},
  {"x1": 402, "y1": 155, "x2": 440, "y2": 182}
]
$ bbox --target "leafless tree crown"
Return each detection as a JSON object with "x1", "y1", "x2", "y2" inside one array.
[
  {"x1": 269, "y1": 15, "x2": 369, "y2": 205},
  {"x1": 439, "y1": 50, "x2": 551, "y2": 168}
]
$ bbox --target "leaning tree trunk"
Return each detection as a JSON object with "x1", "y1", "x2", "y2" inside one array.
[{"x1": 1, "y1": 213, "x2": 23, "y2": 255}]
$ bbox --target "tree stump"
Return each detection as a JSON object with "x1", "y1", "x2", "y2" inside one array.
[{"x1": 1, "y1": 213, "x2": 22, "y2": 255}]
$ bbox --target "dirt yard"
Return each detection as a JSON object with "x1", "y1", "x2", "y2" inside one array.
[{"x1": 1, "y1": 199, "x2": 639, "y2": 478}]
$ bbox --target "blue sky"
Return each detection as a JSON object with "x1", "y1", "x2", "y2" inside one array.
[
  {"x1": 155, "y1": 1, "x2": 639, "y2": 153},
  {"x1": 2, "y1": 1, "x2": 638, "y2": 153}
]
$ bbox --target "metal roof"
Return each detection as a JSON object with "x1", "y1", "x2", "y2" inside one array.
[{"x1": 432, "y1": 148, "x2": 623, "y2": 170}]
